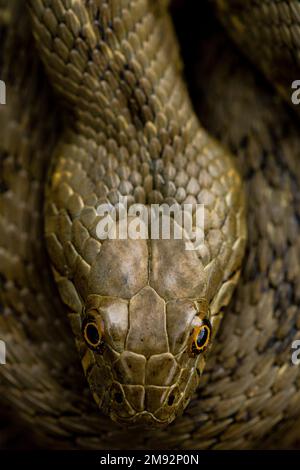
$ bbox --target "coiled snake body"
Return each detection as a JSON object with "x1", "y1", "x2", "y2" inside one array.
[{"x1": 0, "y1": 0, "x2": 300, "y2": 449}]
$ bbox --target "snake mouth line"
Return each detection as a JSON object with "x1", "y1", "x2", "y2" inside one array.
[
  {"x1": 109, "y1": 377, "x2": 195, "y2": 427},
  {"x1": 110, "y1": 410, "x2": 173, "y2": 427}
]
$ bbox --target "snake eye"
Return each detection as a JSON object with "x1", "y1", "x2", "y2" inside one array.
[
  {"x1": 189, "y1": 318, "x2": 211, "y2": 357},
  {"x1": 82, "y1": 314, "x2": 104, "y2": 352}
]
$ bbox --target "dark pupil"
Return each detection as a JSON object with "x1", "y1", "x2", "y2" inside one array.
[
  {"x1": 197, "y1": 327, "x2": 208, "y2": 348},
  {"x1": 86, "y1": 323, "x2": 100, "y2": 345}
]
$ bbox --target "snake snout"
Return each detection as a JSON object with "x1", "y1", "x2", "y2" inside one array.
[
  {"x1": 108, "y1": 351, "x2": 186, "y2": 426},
  {"x1": 109, "y1": 384, "x2": 182, "y2": 426}
]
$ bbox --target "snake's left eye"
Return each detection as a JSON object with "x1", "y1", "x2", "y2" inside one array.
[
  {"x1": 82, "y1": 314, "x2": 104, "y2": 353},
  {"x1": 189, "y1": 319, "x2": 212, "y2": 357}
]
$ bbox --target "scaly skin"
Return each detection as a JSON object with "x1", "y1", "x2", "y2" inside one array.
[
  {"x1": 0, "y1": 0, "x2": 300, "y2": 450},
  {"x1": 213, "y1": 0, "x2": 300, "y2": 105}
]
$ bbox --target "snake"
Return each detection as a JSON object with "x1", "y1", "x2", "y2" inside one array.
[{"x1": 0, "y1": 0, "x2": 300, "y2": 450}]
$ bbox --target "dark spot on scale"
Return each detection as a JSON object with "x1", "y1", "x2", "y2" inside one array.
[
  {"x1": 168, "y1": 393, "x2": 175, "y2": 406},
  {"x1": 114, "y1": 392, "x2": 123, "y2": 404},
  {"x1": 196, "y1": 368, "x2": 201, "y2": 377}
]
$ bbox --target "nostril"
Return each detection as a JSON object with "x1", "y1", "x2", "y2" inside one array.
[
  {"x1": 114, "y1": 392, "x2": 123, "y2": 404},
  {"x1": 168, "y1": 393, "x2": 175, "y2": 406},
  {"x1": 167, "y1": 387, "x2": 181, "y2": 407}
]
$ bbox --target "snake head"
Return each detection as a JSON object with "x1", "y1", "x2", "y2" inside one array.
[
  {"x1": 66, "y1": 220, "x2": 244, "y2": 427},
  {"x1": 79, "y1": 292, "x2": 213, "y2": 427}
]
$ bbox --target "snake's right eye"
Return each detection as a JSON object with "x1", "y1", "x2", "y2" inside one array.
[{"x1": 82, "y1": 314, "x2": 104, "y2": 353}]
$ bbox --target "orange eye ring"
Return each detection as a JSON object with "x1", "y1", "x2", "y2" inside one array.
[
  {"x1": 189, "y1": 318, "x2": 212, "y2": 357},
  {"x1": 82, "y1": 315, "x2": 104, "y2": 352}
]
